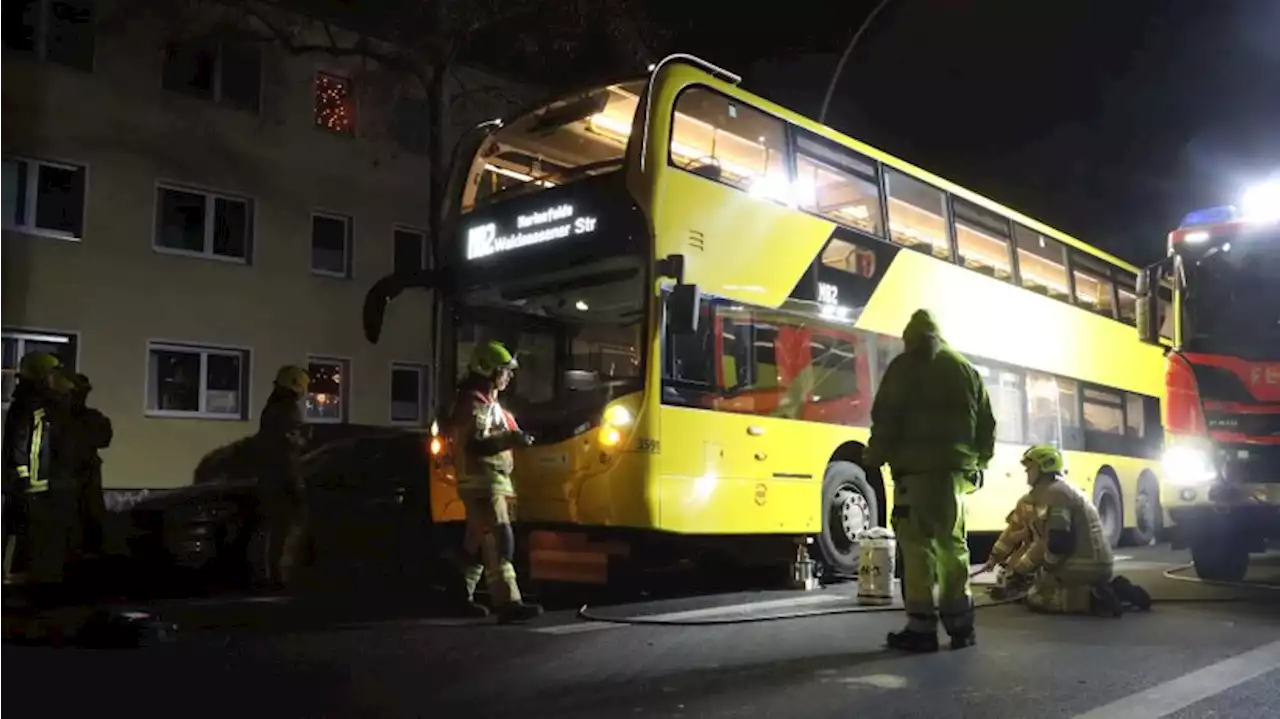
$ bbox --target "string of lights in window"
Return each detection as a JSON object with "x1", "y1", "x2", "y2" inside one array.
[{"x1": 316, "y1": 72, "x2": 354, "y2": 134}]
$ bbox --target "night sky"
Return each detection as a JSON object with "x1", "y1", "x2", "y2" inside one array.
[{"x1": 656, "y1": 0, "x2": 1280, "y2": 264}]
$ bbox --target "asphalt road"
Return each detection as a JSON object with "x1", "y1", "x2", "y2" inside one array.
[{"x1": 4, "y1": 546, "x2": 1278, "y2": 719}]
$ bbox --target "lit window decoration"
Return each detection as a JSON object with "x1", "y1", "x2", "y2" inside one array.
[{"x1": 315, "y1": 72, "x2": 355, "y2": 135}]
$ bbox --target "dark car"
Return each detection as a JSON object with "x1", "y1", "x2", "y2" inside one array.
[{"x1": 121, "y1": 424, "x2": 439, "y2": 593}]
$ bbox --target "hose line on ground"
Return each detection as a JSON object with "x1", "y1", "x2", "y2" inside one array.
[{"x1": 574, "y1": 563, "x2": 1276, "y2": 626}]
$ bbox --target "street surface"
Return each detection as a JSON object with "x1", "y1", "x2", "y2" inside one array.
[{"x1": 4, "y1": 545, "x2": 1278, "y2": 719}]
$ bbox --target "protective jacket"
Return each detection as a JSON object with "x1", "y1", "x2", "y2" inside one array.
[
  {"x1": 865, "y1": 311, "x2": 996, "y2": 476},
  {"x1": 4, "y1": 397, "x2": 73, "y2": 496},
  {"x1": 1004, "y1": 477, "x2": 1113, "y2": 578},
  {"x1": 256, "y1": 388, "x2": 306, "y2": 494},
  {"x1": 450, "y1": 378, "x2": 524, "y2": 497}
]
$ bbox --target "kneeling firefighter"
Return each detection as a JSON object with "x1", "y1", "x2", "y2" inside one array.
[
  {"x1": 448, "y1": 341, "x2": 542, "y2": 623},
  {"x1": 981, "y1": 445, "x2": 1151, "y2": 614}
]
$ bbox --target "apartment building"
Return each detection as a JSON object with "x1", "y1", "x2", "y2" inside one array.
[{"x1": 2, "y1": 1, "x2": 531, "y2": 492}]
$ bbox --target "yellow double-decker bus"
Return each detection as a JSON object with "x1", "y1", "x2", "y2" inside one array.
[{"x1": 366, "y1": 55, "x2": 1170, "y2": 584}]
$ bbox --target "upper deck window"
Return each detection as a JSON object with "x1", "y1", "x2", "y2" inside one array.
[
  {"x1": 953, "y1": 199, "x2": 1014, "y2": 282},
  {"x1": 463, "y1": 81, "x2": 643, "y2": 211},
  {"x1": 1071, "y1": 252, "x2": 1118, "y2": 318},
  {"x1": 669, "y1": 88, "x2": 787, "y2": 198},
  {"x1": 794, "y1": 132, "x2": 883, "y2": 236},
  {"x1": 1014, "y1": 224, "x2": 1070, "y2": 301},
  {"x1": 884, "y1": 169, "x2": 950, "y2": 259}
]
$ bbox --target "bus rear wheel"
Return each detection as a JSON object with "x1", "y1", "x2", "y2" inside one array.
[
  {"x1": 1092, "y1": 472, "x2": 1123, "y2": 549},
  {"x1": 816, "y1": 461, "x2": 880, "y2": 580}
]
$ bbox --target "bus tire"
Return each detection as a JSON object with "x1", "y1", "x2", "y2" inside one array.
[
  {"x1": 1092, "y1": 472, "x2": 1123, "y2": 549},
  {"x1": 816, "y1": 461, "x2": 880, "y2": 579},
  {"x1": 1121, "y1": 472, "x2": 1161, "y2": 547}
]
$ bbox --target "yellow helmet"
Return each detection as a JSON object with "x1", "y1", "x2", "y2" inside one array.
[
  {"x1": 1021, "y1": 444, "x2": 1065, "y2": 474},
  {"x1": 49, "y1": 369, "x2": 77, "y2": 395},
  {"x1": 18, "y1": 351, "x2": 61, "y2": 381},
  {"x1": 274, "y1": 365, "x2": 311, "y2": 395},
  {"x1": 467, "y1": 341, "x2": 518, "y2": 378}
]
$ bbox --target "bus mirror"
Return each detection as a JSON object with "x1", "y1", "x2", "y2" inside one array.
[
  {"x1": 1135, "y1": 261, "x2": 1164, "y2": 345},
  {"x1": 667, "y1": 284, "x2": 701, "y2": 335}
]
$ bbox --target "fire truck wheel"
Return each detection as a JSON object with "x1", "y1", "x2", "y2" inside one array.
[
  {"x1": 1092, "y1": 472, "x2": 1123, "y2": 549},
  {"x1": 816, "y1": 461, "x2": 880, "y2": 579},
  {"x1": 1191, "y1": 530, "x2": 1250, "y2": 583}
]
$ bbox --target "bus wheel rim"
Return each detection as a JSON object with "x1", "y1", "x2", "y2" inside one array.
[{"x1": 835, "y1": 486, "x2": 869, "y2": 546}]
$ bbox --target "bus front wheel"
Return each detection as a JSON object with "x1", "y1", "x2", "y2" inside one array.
[{"x1": 816, "y1": 461, "x2": 880, "y2": 580}]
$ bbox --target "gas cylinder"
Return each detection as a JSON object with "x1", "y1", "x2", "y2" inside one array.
[{"x1": 856, "y1": 526, "x2": 896, "y2": 605}]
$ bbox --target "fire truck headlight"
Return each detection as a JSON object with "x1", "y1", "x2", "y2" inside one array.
[
  {"x1": 1162, "y1": 445, "x2": 1218, "y2": 486},
  {"x1": 1241, "y1": 180, "x2": 1280, "y2": 223}
]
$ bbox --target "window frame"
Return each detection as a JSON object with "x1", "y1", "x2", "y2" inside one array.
[
  {"x1": 2, "y1": 327, "x2": 80, "y2": 409},
  {"x1": 304, "y1": 355, "x2": 351, "y2": 424},
  {"x1": 9, "y1": 0, "x2": 96, "y2": 71},
  {"x1": 791, "y1": 128, "x2": 884, "y2": 236},
  {"x1": 1012, "y1": 223, "x2": 1074, "y2": 303},
  {"x1": 1068, "y1": 250, "x2": 1121, "y2": 319},
  {"x1": 392, "y1": 224, "x2": 429, "y2": 275},
  {"x1": 144, "y1": 340, "x2": 252, "y2": 420},
  {"x1": 389, "y1": 361, "x2": 430, "y2": 426},
  {"x1": 884, "y1": 166, "x2": 955, "y2": 261},
  {"x1": 950, "y1": 196, "x2": 1018, "y2": 284},
  {"x1": 160, "y1": 40, "x2": 264, "y2": 113},
  {"x1": 314, "y1": 71, "x2": 357, "y2": 136},
  {"x1": 152, "y1": 181, "x2": 255, "y2": 263},
  {"x1": 970, "y1": 357, "x2": 1028, "y2": 445},
  {"x1": 2, "y1": 155, "x2": 89, "y2": 241},
  {"x1": 309, "y1": 210, "x2": 354, "y2": 278}
]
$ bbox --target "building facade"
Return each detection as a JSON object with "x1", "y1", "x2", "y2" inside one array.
[{"x1": 2, "y1": 1, "x2": 531, "y2": 492}]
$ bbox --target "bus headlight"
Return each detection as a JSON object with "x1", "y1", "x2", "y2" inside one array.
[
  {"x1": 603, "y1": 405, "x2": 633, "y2": 427},
  {"x1": 1162, "y1": 444, "x2": 1218, "y2": 486},
  {"x1": 598, "y1": 402, "x2": 635, "y2": 448}
]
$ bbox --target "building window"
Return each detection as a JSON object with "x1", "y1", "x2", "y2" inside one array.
[
  {"x1": 390, "y1": 363, "x2": 428, "y2": 424},
  {"x1": 154, "y1": 185, "x2": 253, "y2": 261},
  {"x1": 162, "y1": 40, "x2": 262, "y2": 112},
  {"x1": 1072, "y1": 252, "x2": 1117, "y2": 318},
  {"x1": 794, "y1": 132, "x2": 882, "y2": 235},
  {"x1": 146, "y1": 343, "x2": 249, "y2": 419},
  {"x1": 311, "y1": 213, "x2": 352, "y2": 277},
  {"x1": 1014, "y1": 224, "x2": 1070, "y2": 301},
  {"x1": 393, "y1": 227, "x2": 426, "y2": 274},
  {"x1": 2, "y1": 329, "x2": 78, "y2": 407},
  {"x1": 884, "y1": 169, "x2": 950, "y2": 260},
  {"x1": 953, "y1": 198, "x2": 1014, "y2": 282},
  {"x1": 315, "y1": 72, "x2": 355, "y2": 135},
  {"x1": 974, "y1": 361, "x2": 1024, "y2": 444},
  {"x1": 669, "y1": 87, "x2": 787, "y2": 195},
  {"x1": 391, "y1": 97, "x2": 428, "y2": 154},
  {"x1": 305, "y1": 357, "x2": 349, "y2": 423},
  {"x1": 3, "y1": 157, "x2": 87, "y2": 239},
  {"x1": 5, "y1": 0, "x2": 95, "y2": 70}
]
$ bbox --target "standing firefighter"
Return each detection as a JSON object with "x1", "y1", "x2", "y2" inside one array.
[
  {"x1": 2, "y1": 352, "x2": 78, "y2": 605},
  {"x1": 865, "y1": 309, "x2": 995, "y2": 653},
  {"x1": 254, "y1": 365, "x2": 311, "y2": 589},
  {"x1": 982, "y1": 445, "x2": 1152, "y2": 615},
  {"x1": 448, "y1": 341, "x2": 542, "y2": 623},
  {"x1": 68, "y1": 373, "x2": 112, "y2": 561}
]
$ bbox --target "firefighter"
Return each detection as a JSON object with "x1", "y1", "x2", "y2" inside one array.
[
  {"x1": 448, "y1": 341, "x2": 542, "y2": 623},
  {"x1": 67, "y1": 373, "x2": 112, "y2": 561},
  {"x1": 254, "y1": 364, "x2": 311, "y2": 590},
  {"x1": 2, "y1": 352, "x2": 78, "y2": 606},
  {"x1": 864, "y1": 309, "x2": 995, "y2": 653},
  {"x1": 983, "y1": 445, "x2": 1152, "y2": 615}
]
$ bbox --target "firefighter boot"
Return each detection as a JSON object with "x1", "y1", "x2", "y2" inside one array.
[
  {"x1": 496, "y1": 601, "x2": 543, "y2": 625},
  {"x1": 1089, "y1": 581, "x2": 1124, "y2": 617},
  {"x1": 885, "y1": 629, "x2": 940, "y2": 653},
  {"x1": 1111, "y1": 576, "x2": 1152, "y2": 612},
  {"x1": 949, "y1": 629, "x2": 977, "y2": 650}
]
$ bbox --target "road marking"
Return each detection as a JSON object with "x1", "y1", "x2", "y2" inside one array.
[
  {"x1": 531, "y1": 592, "x2": 856, "y2": 635},
  {"x1": 1071, "y1": 639, "x2": 1280, "y2": 719}
]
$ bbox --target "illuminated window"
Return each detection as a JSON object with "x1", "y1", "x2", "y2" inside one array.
[
  {"x1": 1082, "y1": 387, "x2": 1124, "y2": 435},
  {"x1": 820, "y1": 236, "x2": 877, "y2": 278},
  {"x1": 2, "y1": 329, "x2": 77, "y2": 408},
  {"x1": 1116, "y1": 273, "x2": 1138, "y2": 325},
  {"x1": 1072, "y1": 253, "x2": 1117, "y2": 318},
  {"x1": 1025, "y1": 371, "x2": 1081, "y2": 449},
  {"x1": 884, "y1": 169, "x2": 949, "y2": 259},
  {"x1": 953, "y1": 199, "x2": 1013, "y2": 281},
  {"x1": 1014, "y1": 225, "x2": 1069, "y2": 300},
  {"x1": 670, "y1": 88, "x2": 787, "y2": 196},
  {"x1": 974, "y1": 362, "x2": 1024, "y2": 443},
  {"x1": 794, "y1": 133, "x2": 882, "y2": 235},
  {"x1": 315, "y1": 72, "x2": 355, "y2": 135},
  {"x1": 146, "y1": 342, "x2": 249, "y2": 419},
  {"x1": 306, "y1": 357, "x2": 349, "y2": 423}
]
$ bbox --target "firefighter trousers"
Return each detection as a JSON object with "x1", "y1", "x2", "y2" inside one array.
[
  {"x1": 459, "y1": 491, "x2": 522, "y2": 607},
  {"x1": 892, "y1": 470, "x2": 973, "y2": 636}
]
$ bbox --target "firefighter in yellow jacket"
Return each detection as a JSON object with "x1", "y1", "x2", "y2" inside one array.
[
  {"x1": 864, "y1": 309, "x2": 995, "y2": 653},
  {"x1": 983, "y1": 445, "x2": 1151, "y2": 614},
  {"x1": 448, "y1": 341, "x2": 542, "y2": 623}
]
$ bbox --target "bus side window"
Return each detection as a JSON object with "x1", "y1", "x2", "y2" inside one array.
[
  {"x1": 669, "y1": 87, "x2": 787, "y2": 196},
  {"x1": 1025, "y1": 371, "x2": 1082, "y2": 450},
  {"x1": 973, "y1": 361, "x2": 1025, "y2": 444},
  {"x1": 1071, "y1": 252, "x2": 1119, "y2": 319},
  {"x1": 952, "y1": 198, "x2": 1014, "y2": 282},
  {"x1": 885, "y1": 169, "x2": 951, "y2": 260}
]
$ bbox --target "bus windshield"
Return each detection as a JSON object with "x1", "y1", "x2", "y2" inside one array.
[
  {"x1": 455, "y1": 256, "x2": 645, "y2": 442},
  {"x1": 1183, "y1": 226, "x2": 1280, "y2": 360},
  {"x1": 462, "y1": 81, "x2": 644, "y2": 212}
]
